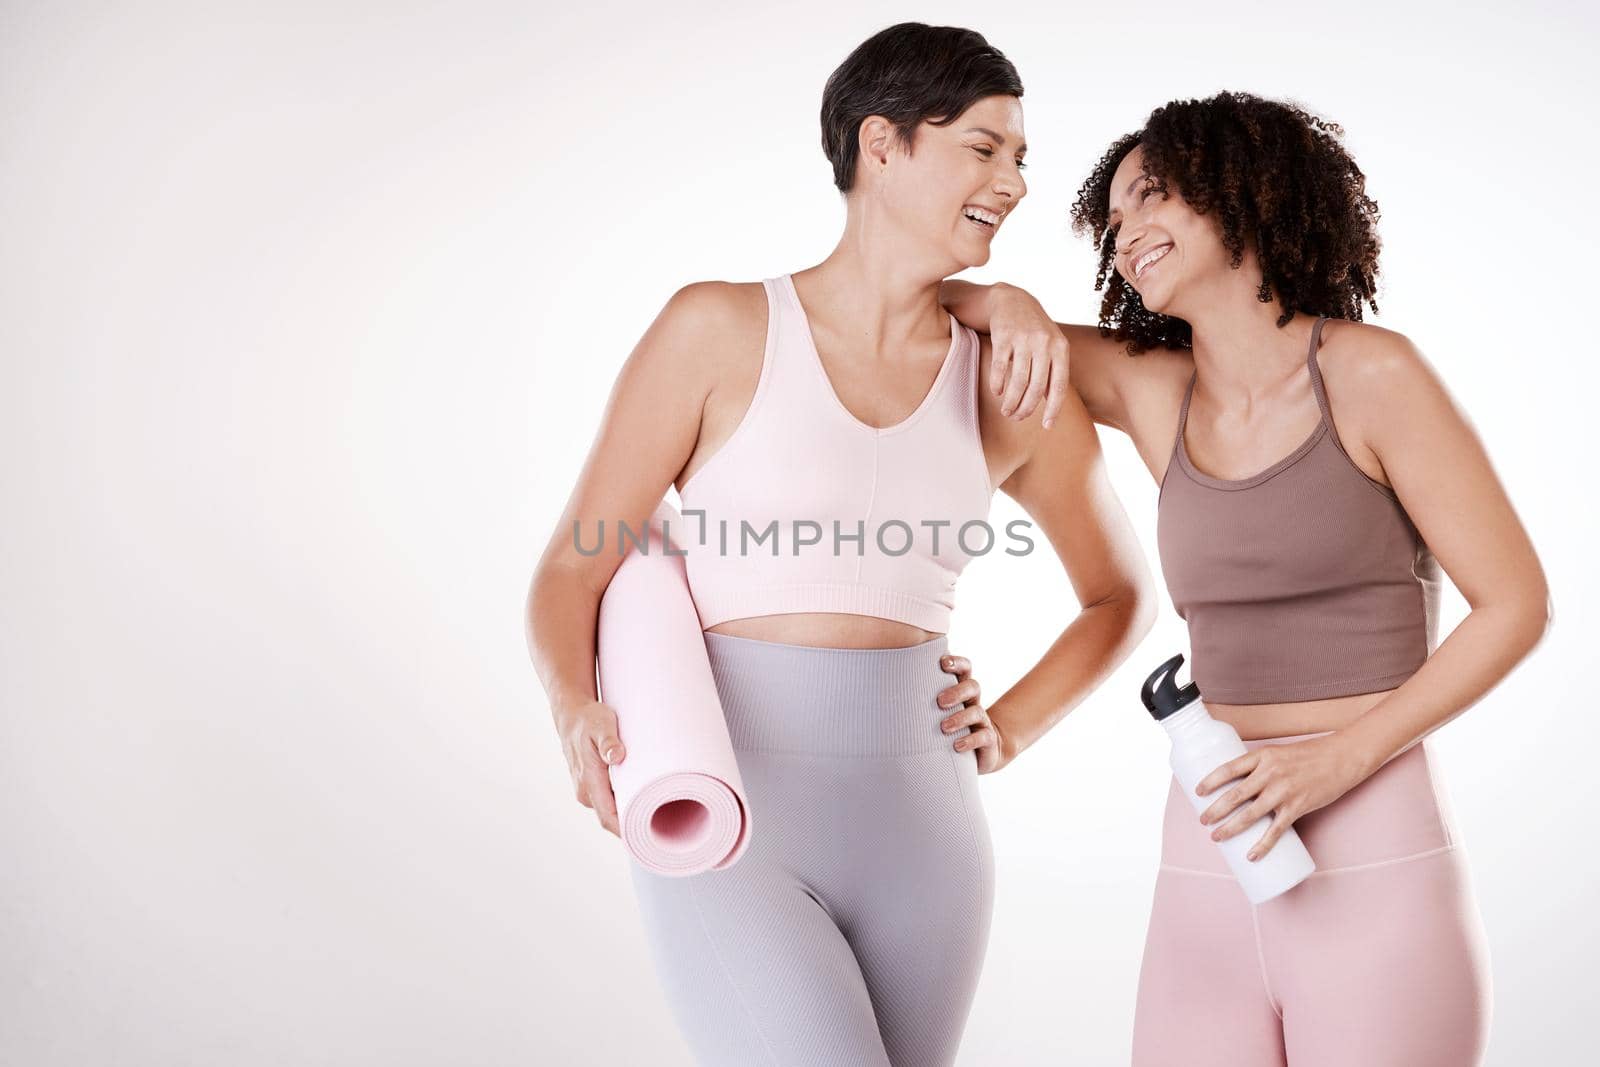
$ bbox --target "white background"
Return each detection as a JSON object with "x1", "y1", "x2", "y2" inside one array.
[{"x1": 3, "y1": 1, "x2": 1596, "y2": 1064}]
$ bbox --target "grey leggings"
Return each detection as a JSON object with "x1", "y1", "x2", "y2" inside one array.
[{"x1": 628, "y1": 631, "x2": 995, "y2": 1066}]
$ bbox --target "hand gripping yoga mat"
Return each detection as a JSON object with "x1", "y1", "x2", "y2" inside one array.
[{"x1": 596, "y1": 499, "x2": 752, "y2": 876}]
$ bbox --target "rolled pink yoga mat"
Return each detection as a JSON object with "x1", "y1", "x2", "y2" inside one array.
[{"x1": 596, "y1": 500, "x2": 752, "y2": 876}]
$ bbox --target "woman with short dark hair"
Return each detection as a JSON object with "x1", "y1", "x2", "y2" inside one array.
[{"x1": 525, "y1": 23, "x2": 1154, "y2": 1065}]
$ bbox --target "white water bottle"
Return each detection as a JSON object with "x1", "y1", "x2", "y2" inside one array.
[{"x1": 1140, "y1": 653, "x2": 1315, "y2": 904}]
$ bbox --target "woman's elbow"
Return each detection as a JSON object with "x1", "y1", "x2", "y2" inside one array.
[
  {"x1": 1524, "y1": 585, "x2": 1555, "y2": 656},
  {"x1": 1103, "y1": 577, "x2": 1158, "y2": 643},
  {"x1": 1498, "y1": 579, "x2": 1555, "y2": 663},
  {"x1": 1130, "y1": 584, "x2": 1159, "y2": 641}
]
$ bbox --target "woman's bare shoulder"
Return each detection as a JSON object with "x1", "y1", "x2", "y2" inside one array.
[
  {"x1": 1314, "y1": 316, "x2": 1430, "y2": 387},
  {"x1": 631, "y1": 279, "x2": 768, "y2": 385},
  {"x1": 1313, "y1": 316, "x2": 1450, "y2": 449},
  {"x1": 657, "y1": 280, "x2": 767, "y2": 343}
]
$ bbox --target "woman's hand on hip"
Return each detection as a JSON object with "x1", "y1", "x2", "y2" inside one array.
[
  {"x1": 556, "y1": 699, "x2": 628, "y2": 837},
  {"x1": 938, "y1": 651, "x2": 1008, "y2": 774},
  {"x1": 987, "y1": 283, "x2": 1070, "y2": 429},
  {"x1": 1194, "y1": 732, "x2": 1372, "y2": 861}
]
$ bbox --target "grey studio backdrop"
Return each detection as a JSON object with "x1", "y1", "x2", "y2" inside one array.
[{"x1": 2, "y1": 2, "x2": 1595, "y2": 1065}]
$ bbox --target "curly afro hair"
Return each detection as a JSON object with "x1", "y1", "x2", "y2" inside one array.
[{"x1": 1069, "y1": 91, "x2": 1382, "y2": 354}]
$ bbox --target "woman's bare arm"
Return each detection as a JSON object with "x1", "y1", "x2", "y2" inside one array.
[
  {"x1": 939, "y1": 279, "x2": 1137, "y2": 430},
  {"x1": 1327, "y1": 329, "x2": 1552, "y2": 771},
  {"x1": 982, "y1": 380, "x2": 1158, "y2": 765},
  {"x1": 523, "y1": 281, "x2": 754, "y2": 835}
]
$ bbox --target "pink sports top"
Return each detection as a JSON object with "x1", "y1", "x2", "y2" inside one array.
[
  {"x1": 1156, "y1": 315, "x2": 1442, "y2": 705},
  {"x1": 678, "y1": 273, "x2": 994, "y2": 634}
]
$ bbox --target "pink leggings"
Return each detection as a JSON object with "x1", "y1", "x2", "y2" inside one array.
[{"x1": 1132, "y1": 733, "x2": 1492, "y2": 1066}]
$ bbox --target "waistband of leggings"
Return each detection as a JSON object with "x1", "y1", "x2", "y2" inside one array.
[
  {"x1": 702, "y1": 630, "x2": 955, "y2": 756},
  {"x1": 1159, "y1": 734, "x2": 1458, "y2": 876}
]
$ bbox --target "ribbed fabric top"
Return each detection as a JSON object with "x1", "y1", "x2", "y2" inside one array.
[
  {"x1": 1156, "y1": 316, "x2": 1441, "y2": 705},
  {"x1": 678, "y1": 274, "x2": 994, "y2": 634}
]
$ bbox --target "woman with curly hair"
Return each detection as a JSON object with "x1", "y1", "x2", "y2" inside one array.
[{"x1": 943, "y1": 91, "x2": 1550, "y2": 1065}]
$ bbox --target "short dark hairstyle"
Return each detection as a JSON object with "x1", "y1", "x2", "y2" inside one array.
[
  {"x1": 1069, "y1": 91, "x2": 1382, "y2": 354},
  {"x1": 820, "y1": 22, "x2": 1024, "y2": 194}
]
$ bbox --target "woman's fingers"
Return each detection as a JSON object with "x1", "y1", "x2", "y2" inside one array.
[
  {"x1": 566, "y1": 703, "x2": 626, "y2": 767},
  {"x1": 940, "y1": 700, "x2": 987, "y2": 733},
  {"x1": 999, "y1": 344, "x2": 1035, "y2": 417},
  {"x1": 1012, "y1": 342, "x2": 1052, "y2": 419},
  {"x1": 988, "y1": 330, "x2": 1029, "y2": 416},
  {"x1": 1198, "y1": 769, "x2": 1265, "y2": 826},
  {"x1": 935, "y1": 650, "x2": 996, "y2": 766},
  {"x1": 580, "y1": 738, "x2": 621, "y2": 837},
  {"x1": 985, "y1": 284, "x2": 1066, "y2": 424},
  {"x1": 937, "y1": 675, "x2": 980, "y2": 710},
  {"x1": 1210, "y1": 788, "x2": 1279, "y2": 842},
  {"x1": 956, "y1": 721, "x2": 995, "y2": 755},
  {"x1": 989, "y1": 339, "x2": 1016, "y2": 399},
  {"x1": 944, "y1": 697, "x2": 1005, "y2": 774},
  {"x1": 1042, "y1": 337, "x2": 1070, "y2": 428},
  {"x1": 938, "y1": 653, "x2": 974, "y2": 711},
  {"x1": 1248, "y1": 809, "x2": 1297, "y2": 862},
  {"x1": 1196, "y1": 750, "x2": 1260, "y2": 798},
  {"x1": 974, "y1": 729, "x2": 1004, "y2": 774},
  {"x1": 990, "y1": 331, "x2": 1069, "y2": 424},
  {"x1": 561, "y1": 702, "x2": 627, "y2": 837}
]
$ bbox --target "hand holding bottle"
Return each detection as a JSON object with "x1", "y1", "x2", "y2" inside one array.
[
  {"x1": 1141, "y1": 653, "x2": 1316, "y2": 903},
  {"x1": 1195, "y1": 731, "x2": 1373, "y2": 862}
]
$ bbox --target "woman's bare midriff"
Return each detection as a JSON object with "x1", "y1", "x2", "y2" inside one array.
[
  {"x1": 1205, "y1": 687, "x2": 1397, "y2": 741},
  {"x1": 705, "y1": 613, "x2": 940, "y2": 650}
]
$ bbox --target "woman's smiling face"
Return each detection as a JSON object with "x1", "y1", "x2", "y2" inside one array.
[
  {"x1": 868, "y1": 93, "x2": 1028, "y2": 271},
  {"x1": 1106, "y1": 144, "x2": 1233, "y2": 319}
]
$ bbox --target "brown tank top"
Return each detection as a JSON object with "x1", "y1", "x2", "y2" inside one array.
[{"x1": 1156, "y1": 316, "x2": 1441, "y2": 705}]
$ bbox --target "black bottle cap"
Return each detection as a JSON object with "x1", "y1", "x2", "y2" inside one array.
[{"x1": 1140, "y1": 653, "x2": 1201, "y2": 721}]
